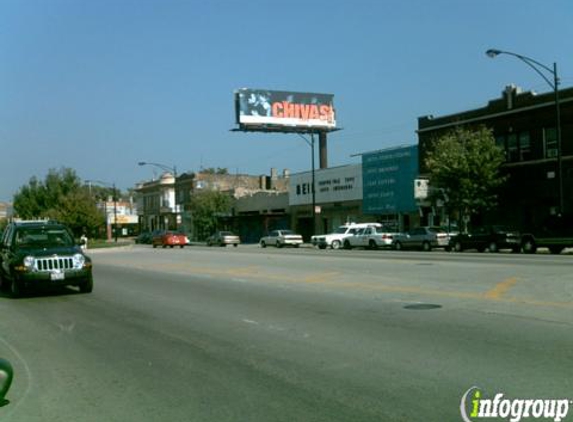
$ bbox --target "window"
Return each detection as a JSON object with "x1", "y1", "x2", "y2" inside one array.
[
  {"x1": 507, "y1": 134, "x2": 518, "y2": 162},
  {"x1": 519, "y1": 132, "x2": 531, "y2": 161},
  {"x1": 544, "y1": 127, "x2": 558, "y2": 159},
  {"x1": 495, "y1": 136, "x2": 507, "y2": 161}
]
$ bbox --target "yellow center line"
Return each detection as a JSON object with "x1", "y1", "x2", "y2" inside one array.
[{"x1": 483, "y1": 277, "x2": 518, "y2": 300}]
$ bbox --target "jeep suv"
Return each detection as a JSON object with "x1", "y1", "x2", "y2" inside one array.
[
  {"x1": 0, "y1": 221, "x2": 93, "y2": 297},
  {"x1": 311, "y1": 223, "x2": 382, "y2": 249}
]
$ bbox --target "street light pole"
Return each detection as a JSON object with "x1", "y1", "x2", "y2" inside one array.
[{"x1": 486, "y1": 48, "x2": 564, "y2": 215}]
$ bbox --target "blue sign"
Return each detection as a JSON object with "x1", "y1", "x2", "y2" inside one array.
[{"x1": 362, "y1": 145, "x2": 418, "y2": 214}]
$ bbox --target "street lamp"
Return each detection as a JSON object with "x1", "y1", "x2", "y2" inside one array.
[
  {"x1": 85, "y1": 179, "x2": 118, "y2": 242},
  {"x1": 297, "y1": 133, "x2": 317, "y2": 237},
  {"x1": 486, "y1": 48, "x2": 563, "y2": 215}
]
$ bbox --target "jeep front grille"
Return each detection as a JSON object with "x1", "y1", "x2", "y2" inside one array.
[{"x1": 35, "y1": 257, "x2": 74, "y2": 272}]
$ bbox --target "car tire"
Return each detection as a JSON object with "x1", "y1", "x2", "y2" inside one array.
[
  {"x1": 369, "y1": 240, "x2": 378, "y2": 250},
  {"x1": 394, "y1": 241, "x2": 402, "y2": 251},
  {"x1": 276, "y1": 241, "x2": 283, "y2": 248},
  {"x1": 79, "y1": 274, "x2": 93, "y2": 294},
  {"x1": 331, "y1": 240, "x2": 341, "y2": 250},
  {"x1": 477, "y1": 246, "x2": 486, "y2": 253},
  {"x1": 293, "y1": 244, "x2": 299, "y2": 248},
  {"x1": 152, "y1": 244, "x2": 157, "y2": 249},
  {"x1": 233, "y1": 244, "x2": 238, "y2": 247},
  {"x1": 521, "y1": 239, "x2": 536, "y2": 254},
  {"x1": 318, "y1": 244, "x2": 327, "y2": 250},
  {"x1": 549, "y1": 246, "x2": 564, "y2": 255},
  {"x1": 261, "y1": 241, "x2": 266, "y2": 248},
  {"x1": 10, "y1": 279, "x2": 23, "y2": 298},
  {"x1": 180, "y1": 245, "x2": 184, "y2": 249},
  {"x1": 454, "y1": 241, "x2": 463, "y2": 252},
  {"x1": 343, "y1": 240, "x2": 351, "y2": 250},
  {"x1": 488, "y1": 242, "x2": 498, "y2": 253},
  {"x1": 422, "y1": 241, "x2": 431, "y2": 252}
]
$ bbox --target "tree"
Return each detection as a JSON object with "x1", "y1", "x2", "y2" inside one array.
[
  {"x1": 13, "y1": 167, "x2": 105, "y2": 237},
  {"x1": 188, "y1": 190, "x2": 232, "y2": 240},
  {"x1": 424, "y1": 126, "x2": 507, "y2": 229}
]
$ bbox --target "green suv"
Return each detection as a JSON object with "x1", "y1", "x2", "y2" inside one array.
[{"x1": 0, "y1": 220, "x2": 93, "y2": 297}]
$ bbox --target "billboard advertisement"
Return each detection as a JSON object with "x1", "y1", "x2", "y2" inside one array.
[
  {"x1": 235, "y1": 89, "x2": 336, "y2": 131},
  {"x1": 362, "y1": 145, "x2": 419, "y2": 214},
  {"x1": 289, "y1": 164, "x2": 362, "y2": 206}
]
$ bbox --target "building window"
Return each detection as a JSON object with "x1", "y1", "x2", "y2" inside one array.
[
  {"x1": 495, "y1": 136, "x2": 507, "y2": 161},
  {"x1": 519, "y1": 132, "x2": 531, "y2": 161},
  {"x1": 507, "y1": 134, "x2": 518, "y2": 162},
  {"x1": 544, "y1": 127, "x2": 558, "y2": 159}
]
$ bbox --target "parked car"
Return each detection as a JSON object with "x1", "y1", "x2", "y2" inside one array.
[
  {"x1": 520, "y1": 214, "x2": 573, "y2": 254},
  {"x1": 392, "y1": 227, "x2": 449, "y2": 251},
  {"x1": 0, "y1": 220, "x2": 93, "y2": 297},
  {"x1": 311, "y1": 222, "x2": 382, "y2": 250},
  {"x1": 207, "y1": 231, "x2": 240, "y2": 247},
  {"x1": 343, "y1": 225, "x2": 397, "y2": 250},
  {"x1": 449, "y1": 225, "x2": 521, "y2": 253},
  {"x1": 152, "y1": 231, "x2": 187, "y2": 248},
  {"x1": 135, "y1": 232, "x2": 153, "y2": 244},
  {"x1": 260, "y1": 230, "x2": 303, "y2": 248}
]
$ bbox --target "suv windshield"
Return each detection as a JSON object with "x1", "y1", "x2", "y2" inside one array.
[{"x1": 15, "y1": 227, "x2": 74, "y2": 248}]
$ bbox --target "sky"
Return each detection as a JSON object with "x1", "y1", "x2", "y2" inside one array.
[{"x1": 1, "y1": 0, "x2": 572, "y2": 201}]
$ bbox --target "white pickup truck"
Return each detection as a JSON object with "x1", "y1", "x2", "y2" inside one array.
[{"x1": 311, "y1": 223, "x2": 382, "y2": 249}]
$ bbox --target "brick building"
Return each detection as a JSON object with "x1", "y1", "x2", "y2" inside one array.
[{"x1": 417, "y1": 85, "x2": 573, "y2": 229}]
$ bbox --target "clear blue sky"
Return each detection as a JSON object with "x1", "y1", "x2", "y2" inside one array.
[{"x1": 1, "y1": 0, "x2": 572, "y2": 201}]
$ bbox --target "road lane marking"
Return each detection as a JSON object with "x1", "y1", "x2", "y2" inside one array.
[
  {"x1": 483, "y1": 277, "x2": 518, "y2": 300},
  {"x1": 304, "y1": 271, "x2": 340, "y2": 283}
]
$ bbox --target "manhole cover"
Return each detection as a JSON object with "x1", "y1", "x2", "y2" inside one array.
[{"x1": 403, "y1": 303, "x2": 442, "y2": 310}]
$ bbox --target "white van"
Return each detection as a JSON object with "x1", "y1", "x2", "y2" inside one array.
[{"x1": 311, "y1": 222, "x2": 382, "y2": 249}]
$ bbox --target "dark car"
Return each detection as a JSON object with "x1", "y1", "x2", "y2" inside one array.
[
  {"x1": 0, "y1": 220, "x2": 93, "y2": 297},
  {"x1": 449, "y1": 225, "x2": 521, "y2": 253},
  {"x1": 135, "y1": 232, "x2": 153, "y2": 244}
]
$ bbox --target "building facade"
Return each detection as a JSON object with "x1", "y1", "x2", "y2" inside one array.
[
  {"x1": 418, "y1": 85, "x2": 573, "y2": 230},
  {"x1": 289, "y1": 164, "x2": 364, "y2": 240}
]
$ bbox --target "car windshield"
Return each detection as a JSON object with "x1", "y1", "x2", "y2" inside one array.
[
  {"x1": 280, "y1": 230, "x2": 294, "y2": 235},
  {"x1": 16, "y1": 227, "x2": 74, "y2": 247},
  {"x1": 220, "y1": 231, "x2": 234, "y2": 236}
]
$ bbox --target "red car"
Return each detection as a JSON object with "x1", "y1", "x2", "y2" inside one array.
[{"x1": 152, "y1": 231, "x2": 188, "y2": 249}]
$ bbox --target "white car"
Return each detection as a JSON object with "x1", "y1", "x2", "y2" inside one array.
[
  {"x1": 343, "y1": 225, "x2": 397, "y2": 250},
  {"x1": 311, "y1": 222, "x2": 382, "y2": 249},
  {"x1": 260, "y1": 230, "x2": 303, "y2": 248}
]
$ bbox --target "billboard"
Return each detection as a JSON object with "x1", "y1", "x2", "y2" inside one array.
[
  {"x1": 235, "y1": 89, "x2": 336, "y2": 131},
  {"x1": 289, "y1": 164, "x2": 362, "y2": 206},
  {"x1": 362, "y1": 145, "x2": 419, "y2": 214}
]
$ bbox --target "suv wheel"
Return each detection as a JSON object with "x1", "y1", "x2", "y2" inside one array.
[
  {"x1": 488, "y1": 242, "x2": 498, "y2": 253},
  {"x1": 79, "y1": 274, "x2": 93, "y2": 294},
  {"x1": 422, "y1": 241, "x2": 431, "y2": 252},
  {"x1": 521, "y1": 239, "x2": 536, "y2": 254},
  {"x1": 369, "y1": 240, "x2": 378, "y2": 250},
  {"x1": 343, "y1": 240, "x2": 351, "y2": 250},
  {"x1": 394, "y1": 241, "x2": 402, "y2": 251},
  {"x1": 331, "y1": 240, "x2": 341, "y2": 250},
  {"x1": 454, "y1": 241, "x2": 463, "y2": 252},
  {"x1": 276, "y1": 241, "x2": 282, "y2": 248},
  {"x1": 10, "y1": 280, "x2": 23, "y2": 298},
  {"x1": 260, "y1": 241, "x2": 266, "y2": 248}
]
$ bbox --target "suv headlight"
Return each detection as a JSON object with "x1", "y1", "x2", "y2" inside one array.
[
  {"x1": 72, "y1": 253, "x2": 86, "y2": 269},
  {"x1": 23, "y1": 256, "x2": 35, "y2": 269}
]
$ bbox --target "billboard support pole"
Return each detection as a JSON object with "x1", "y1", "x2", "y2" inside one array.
[{"x1": 311, "y1": 133, "x2": 316, "y2": 237}]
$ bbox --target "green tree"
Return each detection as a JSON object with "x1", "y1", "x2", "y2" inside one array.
[
  {"x1": 13, "y1": 167, "x2": 105, "y2": 237},
  {"x1": 424, "y1": 126, "x2": 507, "y2": 229},
  {"x1": 189, "y1": 190, "x2": 232, "y2": 240}
]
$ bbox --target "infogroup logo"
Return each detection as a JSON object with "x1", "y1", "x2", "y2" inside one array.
[{"x1": 460, "y1": 386, "x2": 571, "y2": 422}]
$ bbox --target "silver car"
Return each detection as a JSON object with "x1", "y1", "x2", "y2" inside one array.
[
  {"x1": 392, "y1": 227, "x2": 449, "y2": 251},
  {"x1": 207, "y1": 231, "x2": 241, "y2": 247}
]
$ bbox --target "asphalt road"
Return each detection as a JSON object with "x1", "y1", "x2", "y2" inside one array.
[{"x1": 1, "y1": 245, "x2": 572, "y2": 421}]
